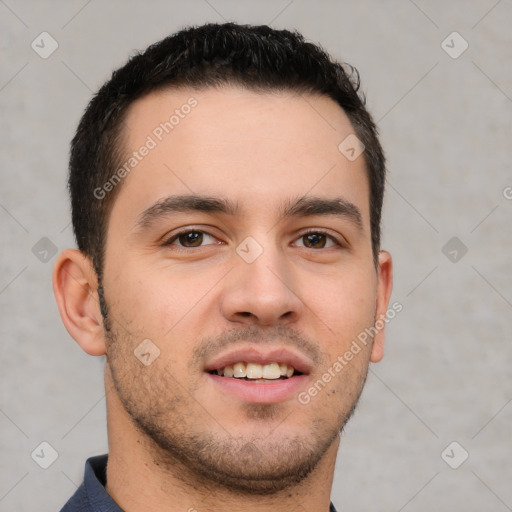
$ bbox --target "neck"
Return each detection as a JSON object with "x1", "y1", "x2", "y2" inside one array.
[{"x1": 104, "y1": 368, "x2": 338, "y2": 512}]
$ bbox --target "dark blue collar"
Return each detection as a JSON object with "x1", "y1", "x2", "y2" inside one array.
[{"x1": 60, "y1": 454, "x2": 123, "y2": 512}]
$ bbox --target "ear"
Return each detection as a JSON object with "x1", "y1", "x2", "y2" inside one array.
[
  {"x1": 52, "y1": 249, "x2": 106, "y2": 356},
  {"x1": 370, "y1": 250, "x2": 393, "y2": 363}
]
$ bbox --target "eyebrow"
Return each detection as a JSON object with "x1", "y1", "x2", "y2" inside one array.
[
  {"x1": 279, "y1": 195, "x2": 363, "y2": 230},
  {"x1": 134, "y1": 195, "x2": 239, "y2": 231},
  {"x1": 134, "y1": 194, "x2": 363, "y2": 231}
]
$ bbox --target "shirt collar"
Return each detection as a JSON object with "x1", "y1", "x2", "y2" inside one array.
[{"x1": 84, "y1": 454, "x2": 124, "y2": 511}]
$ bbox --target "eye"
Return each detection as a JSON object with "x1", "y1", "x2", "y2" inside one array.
[
  {"x1": 164, "y1": 230, "x2": 218, "y2": 248},
  {"x1": 294, "y1": 231, "x2": 340, "y2": 249}
]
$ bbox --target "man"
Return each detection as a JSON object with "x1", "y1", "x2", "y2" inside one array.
[{"x1": 53, "y1": 22, "x2": 393, "y2": 512}]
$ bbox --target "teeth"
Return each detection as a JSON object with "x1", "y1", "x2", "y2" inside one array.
[
  {"x1": 215, "y1": 362, "x2": 297, "y2": 379},
  {"x1": 262, "y1": 363, "x2": 281, "y2": 379},
  {"x1": 246, "y1": 363, "x2": 263, "y2": 379},
  {"x1": 233, "y1": 362, "x2": 246, "y2": 378}
]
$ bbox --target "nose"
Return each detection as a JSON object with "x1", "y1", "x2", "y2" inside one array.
[{"x1": 219, "y1": 243, "x2": 303, "y2": 327}]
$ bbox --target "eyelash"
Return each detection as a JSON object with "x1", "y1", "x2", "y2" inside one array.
[{"x1": 162, "y1": 228, "x2": 343, "y2": 250}]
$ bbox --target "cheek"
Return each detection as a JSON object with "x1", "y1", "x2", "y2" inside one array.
[
  {"x1": 106, "y1": 262, "x2": 203, "y2": 333},
  {"x1": 105, "y1": 263, "x2": 221, "y2": 378},
  {"x1": 302, "y1": 265, "x2": 377, "y2": 338}
]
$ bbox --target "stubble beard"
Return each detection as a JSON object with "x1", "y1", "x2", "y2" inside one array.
[{"x1": 100, "y1": 290, "x2": 369, "y2": 495}]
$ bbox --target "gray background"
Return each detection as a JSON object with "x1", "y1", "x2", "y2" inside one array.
[{"x1": 1, "y1": 0, "x2": 511, "y2": 510}]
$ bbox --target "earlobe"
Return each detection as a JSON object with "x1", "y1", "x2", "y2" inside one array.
[
  {"x1": 52, "y1": 249, "x2": 107, "y2": 356},
  {"x1": 370, "y1": 250, "x2": 393, "y2": 363}
]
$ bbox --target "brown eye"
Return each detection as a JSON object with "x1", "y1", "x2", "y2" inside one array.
[
  {"x1": 167, "y1": 230, "x2": 217, "y2": 248},
  {"x1": 178, "y1": 231, "x2": 203, "y2": 247},
  {"x1": 303, "y1": 233, "x2": 327, "y2": 248},
  {"x1": 295, "y1": 231, "x2": 339, "y2": 249}
]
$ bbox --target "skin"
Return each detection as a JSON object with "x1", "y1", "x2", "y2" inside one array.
[{"x1": 53, "y1": 86, "x2": 393, "y2": 512}]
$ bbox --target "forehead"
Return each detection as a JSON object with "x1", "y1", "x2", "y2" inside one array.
[{"x1": 110, "y1": 86, "x2": 369, "y2": 227}]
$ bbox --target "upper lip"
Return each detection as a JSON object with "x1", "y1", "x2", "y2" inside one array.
[{"x1": 204, "y1": 345, "x2": 313, "y2": 375}]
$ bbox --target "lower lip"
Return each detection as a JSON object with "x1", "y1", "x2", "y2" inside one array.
[{"x1": 206, "y1": 373, "x2": 309, "y2": 404}]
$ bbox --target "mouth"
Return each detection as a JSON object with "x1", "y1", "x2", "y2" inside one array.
[
  {"x1": 204, "y1": 346, "x2": 311, "y2": 403},
  {"x1": 208, "y1": 362, "x2": 303, "y2": 382}
]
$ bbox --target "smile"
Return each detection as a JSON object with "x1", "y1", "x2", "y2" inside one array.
[
  {"x1": 204, "y1": 347, "x2": 312, "y2": 403},
  {"x1": 210, "y1": 362, "x2": 301, "y2": 381}
]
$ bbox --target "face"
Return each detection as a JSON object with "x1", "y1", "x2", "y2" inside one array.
[{"x1": 100, "y1": 86, "x2": 390, "y2": 493}]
